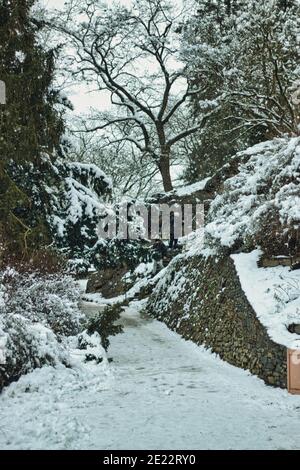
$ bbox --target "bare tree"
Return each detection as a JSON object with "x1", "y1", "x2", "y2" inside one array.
[
  {"x1": 67, "y1": 130, "x2": 162, "y2": 198},
  {"x1": 52, "y1": 0, "x2": 214, "y2": 192}
]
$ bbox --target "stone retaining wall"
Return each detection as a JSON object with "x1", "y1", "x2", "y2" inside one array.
[{"x1": 146, "y1": 254, "x2": 287, "y2": 388}]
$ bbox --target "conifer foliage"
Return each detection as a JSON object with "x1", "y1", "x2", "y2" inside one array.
[
  {"x1": 0, "y1": 0, "x2": 66, "y2": 260},
  {"x1": 0, "y1": 1, "x2": 114, "y2": 265},
  {"x1": 182, "y1": 0, "x2": 300, "y2": 180}
]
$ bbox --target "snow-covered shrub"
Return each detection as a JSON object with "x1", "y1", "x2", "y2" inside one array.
[
  {"x1": 0, "y1": 312, "x2": 68, "y2": 391},
  {"x1": 66, "y1": 257, "x2": 92, "y2": 276},
  {"x1": 47, "y1": 162, "x2": 154, "y2": 272},
  {"x1": 132, "y1": 261, "x2": 153, "y2": 279},
  {"x1": 0, "y1": 268, "x2": 85, "y2": 390},
  {"x1": 90, "y1": 238, "x2": 151, "y2": 271},
  {"x1": 1, "y1": 269, "x2": 83, "y2": 337},
  {"x1": 85, "y1": 304, "x2": 124, "y2": 351},
  {"x1": 77, "y1": 331, "x2": 107, "y2": 364},
  {"x1": 205, "y1": 137, "x2": 300, "y2": 255},
  {"x1": 46, "y1": 160, "x2": 121, "y2": 271},
  {"x1": 49, "y1": 161, "x2": 112, "y2": 254},
  {"x1": 274, "y1": 277, "x2": 300, "y2": 306},
  {"x1": 1, "y1": 153, "x2": 113, "y2": 268}
]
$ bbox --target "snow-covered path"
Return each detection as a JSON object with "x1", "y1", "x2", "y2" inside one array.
[{"x1": 1, "y1": 301, "x2": 300, "y2": 450}]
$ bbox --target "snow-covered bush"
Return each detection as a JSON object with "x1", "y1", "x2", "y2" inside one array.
[
  {"x1": 46, "y1": 161, "x2": 154, "y2": 272},
  {"x1": 1, "y1": 269, "x2": 83, "y2": 337},
  {"x1": 182, "y1": 0, "x2": 300, "y2": 182},
  {"x1": 1, "y1": 154, "x2": 113, "y2": 270},
  {"x1": 66, "y1": 257, "x2": 92, "y2": 276},
  {"x1": 49, "y1": 161, "x2": 112, "y2": 254},
  {"x1": 0, "y1": 268, "x2": 84, "y2": 390},
  {"x1": 76, "y1": 331, "x2": 107, "y2": 364},
  {"x1": 274, "y1": 277, "x2": 300, "y2": 306},
  {"x1": 205, "y1": 137, "x2": 300, "y2": 255},
  {"x1": 0, "y1": 313, "x2": 68, "y2": 391},
  {"x1": 91, "y1": 238, "x2": 151, "y2": 271},
  {"x1": 85, "y1": 304, "x2": 124, "y2": 351},
  {"x1": 47, "y1": 161, "x2": 150, "y2": 273},
  {"x1": 64, "y1": 239, "x2": 151, "y2": 275}
]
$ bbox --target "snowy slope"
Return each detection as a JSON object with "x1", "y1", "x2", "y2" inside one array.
[
  {"x1": 205, "y1": 137, "x2": 300, "y2": 249},
  {"x1": 82, "y1": 264, "x2": 167, "y2": 306},
  {"x1": 174, "y1": 177, "x2": 211, "y2": 197},
  {"x1": 1, "y1": 301, "x2": 300, "y2": 450},
  {"x1": 232, "y1": 250, "x2": 300, "y2": 349}
]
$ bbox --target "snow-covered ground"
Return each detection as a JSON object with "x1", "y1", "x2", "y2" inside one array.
[
  {"x1": 172, "y1": 177, "x2": 211, "y2": 197},
  {"x1": 232, "y1": 250, "x2": 300, "y2": 349},
  {"x1": 1, "y1": 300, "x2": 300, "y2": 450},
  {"x1": 81, "y1": 264, "x2": 167, "y2": 306}
]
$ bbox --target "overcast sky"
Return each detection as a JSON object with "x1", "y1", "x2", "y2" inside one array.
[
  {"x1": 45, "y1": 0, "x2": 132, "y2": 9},
  {"x1": 42, "y1": 0, "x2": 186, "y2": 116},
  {"x1": 41, "y1": 0, "x2": 187, "y2": 183},
  {"x1": 42, "y1": 0, "x2": 134, "y2": 113}
]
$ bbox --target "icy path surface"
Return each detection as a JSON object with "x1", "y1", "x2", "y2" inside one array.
[{"x1": 1, "y1": 301, "x2": 300, "y2": 450}]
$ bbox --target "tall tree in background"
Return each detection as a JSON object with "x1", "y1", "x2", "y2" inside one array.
[
  {"x1": 182, "y1": 0, "x2": 300, "y2": 181},
  {"x1": 0, "y1": 0, "x2": 65, "y2": 259},
  {"x1": 67, "y1": 133, "x2": 161, "y2": 199},
  {"x1": 53, "y1": 0, "x2": 217, "y2": 192}
]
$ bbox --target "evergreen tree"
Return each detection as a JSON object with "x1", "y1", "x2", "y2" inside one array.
[
  {"x1": 182, "y1": 0, "x2": 300, "y2": 182},
  {"x1": 0, "y1": 0, "x2": 65, "y2": 260}
]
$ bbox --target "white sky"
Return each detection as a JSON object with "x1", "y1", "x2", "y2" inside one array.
[
  {"x1": 45, "y1": 0, "x2": 132, "y2": 9},
  {"x1": 43, "y1": 0, "x2": 134, "y2": 113},
  {"x1": 42, "y1": 0, "x2": 186, "y2": 185},
  {"x1": 43, "y1": 0, "x2": 185, "y2": 116}
]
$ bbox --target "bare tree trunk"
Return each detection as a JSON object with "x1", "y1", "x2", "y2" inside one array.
[{"x1": 159, "y1": 152, "x2": 173, "y2": 192}]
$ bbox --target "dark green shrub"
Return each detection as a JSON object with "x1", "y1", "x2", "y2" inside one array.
[{"x1": 86, "y1": 304, "x2": 124, "y2": 351}]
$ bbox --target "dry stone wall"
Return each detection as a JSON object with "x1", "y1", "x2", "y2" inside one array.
[{"x1": 146, "y1": 254, "x2": 287, "y2": 388}]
